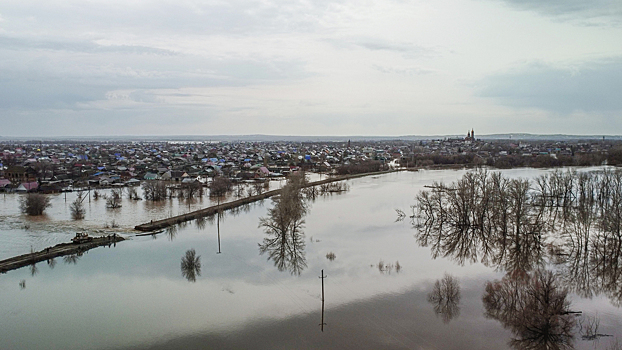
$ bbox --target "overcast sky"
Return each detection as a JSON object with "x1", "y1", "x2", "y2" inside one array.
[{"x1": 1, "y1": 0, "x2": 621, "y2": 137}]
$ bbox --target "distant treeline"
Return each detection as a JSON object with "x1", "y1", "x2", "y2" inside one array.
[
  {"x1": 334, "y1": 160, "x2": 386, "y2": 175},
  {"x1": 403, "y1": 147, "x2": 622, "y2": 168}
]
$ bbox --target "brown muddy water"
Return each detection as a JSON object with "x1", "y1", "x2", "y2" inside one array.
[{"x1": 0, "y1": 169, "x2": 621, "y2": 350}]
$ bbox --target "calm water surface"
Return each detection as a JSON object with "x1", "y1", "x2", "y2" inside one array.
[{"x1": 0, "y1": 169, "x2": 620, "y2": 350}]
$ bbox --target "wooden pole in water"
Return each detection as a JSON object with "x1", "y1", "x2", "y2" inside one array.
[
  {"x1": 217, "y1": 211, "x2": 221, "y2": 254},
  {"x1": 319, "y1": 269, "x2": 327, "y2": 331}
]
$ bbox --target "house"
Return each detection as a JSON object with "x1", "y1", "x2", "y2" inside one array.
[
  {"x1": 40, "y1": 183, "x2": 63, "y2": 193},
  {"x1": 255, "y1": 166, "x2": 270, "y2": 178},
  {"x1": 170, "y1": 171, "x2": 189, "y2": 181},
  {"x1": 16, "y1": 182, "x2": 38, "y2": 193},
  {"x1": 5, "y1": 166, "x2": 37, "y2": 184},
  {"x1": 143, "y1": 172, "x2": 159, "y2": 180},
  {"x1": 0, "y1": 178, "x2": 11, "y2": 191}
]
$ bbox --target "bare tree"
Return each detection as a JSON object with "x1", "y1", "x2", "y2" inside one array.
[
  {"x1": 70, "y1": 195, "x2": 86, "y2": 220},
  {"x1": 253, "y1": 181, "x2": 264, "y2": 196},
  {"x1": 180, "y1": 181, "x2": 202, "y2": 199},
  {"x1": 209, "y1": 176, "x2": 232, "y2": 197},
  {"x1": 142, "y1": 181, "x2": 168, "y2": 201},
  {"x1": 19, "y1": 193, "x2": 51, "y2": 216},
  {"x1": 106, "y1": 189, "x2": 122, "y2": 208},
  {"x1": 126, "y1": 186, "x2": 141, "y2": 200}
]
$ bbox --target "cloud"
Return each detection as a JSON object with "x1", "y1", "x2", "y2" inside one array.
[
  {"x1": 325, "y1": 36, "x2": 437, "y2": 59},
  {"x1": 0, "y1": 0, "x2": 348, "y2": 37},
  {"x1": 0, "y1": 36, "x2": 309, "y2": 111},
  {"x1": 0, "y1": 36, "x2": 179, "y2": 56},
  {"x1": 355, "y1": 38, "x2": 430, "y2": 55},
  {"x1": 495, "y1": 0, "x2": 622, "y2": 25},
  {"x1": 479, "y1": 57, "x2": 622, "y2": 114},
  {"x1": 372, "y1": 64, "x2": 437, "y2": 76}
]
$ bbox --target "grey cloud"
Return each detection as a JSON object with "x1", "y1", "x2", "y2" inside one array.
[
  {"x1": 0, "y1": 36, "x2": 179, "y2": 56},
  {"x1": 357, "y1": 40, "x2": 426, "y2": 54},
  {"x1": 0, "y1": 0, "x2": 347, "y2": 36},
  {"x1": 0, "y1": 57, "x2": 308, "y2": 111},
  {"x1": 325, "y1": 37, "x2": 437, "y2": 58},
  {"x1": 496, "y1": 0, "x2": 622, "y2": 25},
  {"x1": 0, "y1": 34, "x2": 309, "y2": 111},
  {"x1": 479, "y1": 58, "x2": 622, "y2": 113},
  {"x1": 373, "y1": 64, "x2": 436, "y2": 76}
]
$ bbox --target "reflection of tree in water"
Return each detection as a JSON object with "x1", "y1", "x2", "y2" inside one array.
[
  {"x1": 195, "y1": 215, "x2": 207, "y2": 230},
  {"x1": 166, "y1": 225, "x2": 178, "y2": 241},
  {"x1": 258, "y1": 173, "x2": 308, "y2": 275},
  {"x1": 63, "y1": 254, "x2": 80, "y2": 265},
  {"x1": 483, "y1": 270, "x2": 576, "y2": 350},
  {"x1": 427, "y1": 273, "x2": 460, "y2": 323},
  {"x1": 408, "y1": 169, "x2": 622, "y2": 347},
  {"x1": 181, "y1": 249, "x2": 201, "y2": 282},
  {"x1": 413, "y1": 171, "x2": 545, "y2": 274},
  {"x1": 549, "y1": 170, "x2": 622, "y2": 306},
  {"x1": 410, "y1": 169, "x2": 622, "y2": 306},
  {"x1": 29, "y1": 263, "x2": 38, "y2": 276}
]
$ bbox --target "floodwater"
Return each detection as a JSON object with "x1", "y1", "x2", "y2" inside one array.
[
  {"x1": 0, "y1": 169, "x2": 621, "y2": 350},
  {"x1": 0, "y1": 179, "x2": 287, "y2": 260}
]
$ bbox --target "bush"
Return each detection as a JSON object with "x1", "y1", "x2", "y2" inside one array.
[
  {"x1": 20, "y1": 193, "x2": 51, "y2": 216},
  {"x1": 70, "y1": 197, "x2": 85, "y2": 220}
]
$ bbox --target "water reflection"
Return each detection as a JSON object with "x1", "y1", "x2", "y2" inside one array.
[
  {"x1": 258, "y1": 226, "x2": 306, "y2": 275},
  {"x1": 411, "y1": 169, "x2": 622, "y2": 306},
  {"x1": 483, "y1": 270, "x2": 576, "y2": 350},
  {"x1": 412, "y1": 171, "x2": 545, "y2": 274},
  {"x1": 180, "y1": 249, "x2": 201, "y2": 282},
  {"x1": 258, "y1": 174, "x2": 308, "y2": 275},
  {"x1": 427, "y1": 274, "x2": 460, "y2": 324},
  {"x1": 195, "y1": 215, "x2": 206, "y2": 230},
  {"x1": 375, "y1": 260, "x2": 401, "y2": 274},
  {"x1": 29, "y1": 263, "x2": 38, "y2": 276},
  {"x1": 63, "y1": 254, "x2": 80, "y2": 265},
  {"x1": 166, "y1": 225, "x2": 178, "y2": 241}
]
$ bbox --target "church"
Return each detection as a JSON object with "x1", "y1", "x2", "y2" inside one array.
[{"x1": 465, "y1": 129, "x2": 475, "y2": 141}]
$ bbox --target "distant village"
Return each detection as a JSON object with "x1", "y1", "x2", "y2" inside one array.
[{"x1": 1, "y1": 131, "x2": 621, "y2": 194}]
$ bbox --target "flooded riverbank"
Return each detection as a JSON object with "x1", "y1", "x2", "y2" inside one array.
[{"x1": 1, "y1": 168, "x2": 621, "y2": 350}]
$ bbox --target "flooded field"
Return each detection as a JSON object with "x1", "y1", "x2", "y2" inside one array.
[
  {"x1": 0, "y1": 179, "x2": 288, "y2": 260},
  {"x1": 1, "y1": 169, "x2": 621, "y2": 350}
]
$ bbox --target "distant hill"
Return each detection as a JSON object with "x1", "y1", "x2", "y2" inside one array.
[{"x1": 0, "y1": 133, "x2": 621, "y2": 142}]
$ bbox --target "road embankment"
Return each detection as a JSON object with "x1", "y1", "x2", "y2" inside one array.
[
  {"x1": 134, "y1": 169, "x2": 405, "y2": 232},
  {"x1": 0, "y1": 235, "x2": 125, "y2": 274}
]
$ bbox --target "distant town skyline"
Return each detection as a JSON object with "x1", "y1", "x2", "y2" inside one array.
[{"x1": 1, "y1": 0, "x2": 621, "y2": 137}]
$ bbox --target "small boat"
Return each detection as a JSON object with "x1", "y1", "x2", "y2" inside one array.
[{"x1": 135, "y1": 230, "x2": 164, "y2": 237}]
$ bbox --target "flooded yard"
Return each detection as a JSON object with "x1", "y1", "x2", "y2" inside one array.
[{"x1": 1, "y1": 169, "x2": 621, "y2": 350}]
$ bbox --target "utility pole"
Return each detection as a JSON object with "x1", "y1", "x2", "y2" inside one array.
[
  {"x1": 217, "y1": 210, "x2": 221, "y2": 254},
  {"x1": 319, "y1": 269, "x2": 327, "y2": 331}
]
